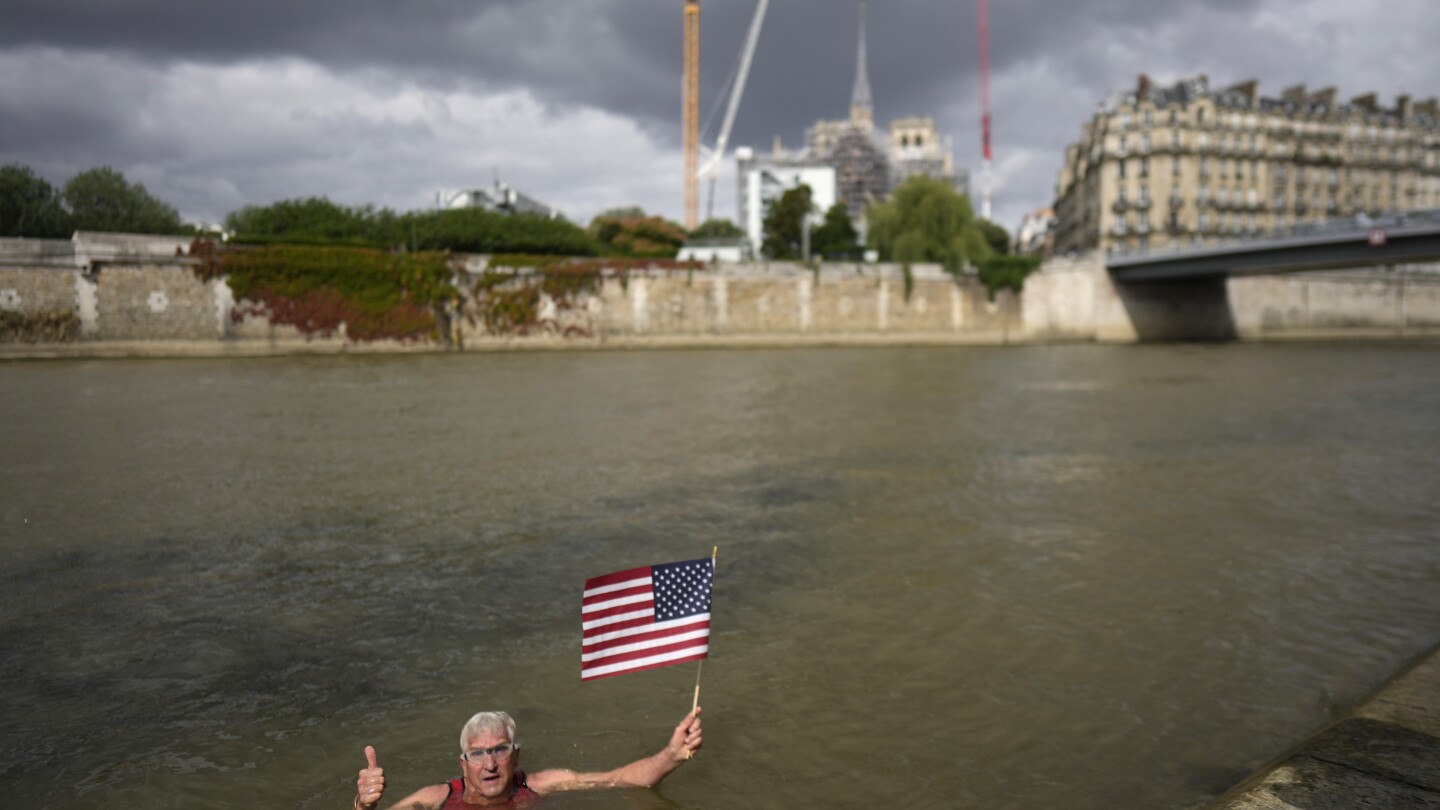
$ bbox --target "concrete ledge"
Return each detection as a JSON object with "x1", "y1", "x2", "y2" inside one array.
[{"x1": 1207, "y1": 643, "x2": 1440, "y2": 809}]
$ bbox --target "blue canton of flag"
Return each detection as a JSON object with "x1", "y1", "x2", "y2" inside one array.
[{"x1": 652, "y1": 559, "x2": 714, "y2": 621}]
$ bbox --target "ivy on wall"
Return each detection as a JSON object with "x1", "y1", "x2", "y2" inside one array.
[{"x1": 198, "y1": 242, "x2": 459, "y2": 342}]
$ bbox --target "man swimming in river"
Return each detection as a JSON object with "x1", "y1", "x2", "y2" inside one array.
[{"x1": 353, "y1": 707, "x2": 702, "y2": 808}]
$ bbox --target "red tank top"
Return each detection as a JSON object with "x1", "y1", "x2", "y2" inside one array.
[{"x1": 442, "y1": 773, "x2": 539, "y2": 807}]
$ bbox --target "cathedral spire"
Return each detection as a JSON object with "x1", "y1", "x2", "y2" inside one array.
[{"x1": 850, "y1": 3, "x2": 874, "y2": 132}]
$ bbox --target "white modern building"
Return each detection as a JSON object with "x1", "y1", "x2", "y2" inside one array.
[
  {"x1": 435, "y1": 178, "x2": 563, "y2": 219},
  {"x1": 735, "y1": 146, "x2": 838, "y2": 257}
]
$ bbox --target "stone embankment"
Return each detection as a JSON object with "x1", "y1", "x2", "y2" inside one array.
[
  {"x1": 1206, "y1": 643, "x2": 1440, "y2": 809},
  {"x1": 2, "y1": 232, "x2": 1439, "y2": 358}
]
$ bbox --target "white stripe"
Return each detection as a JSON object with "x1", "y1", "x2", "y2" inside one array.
[
  {"x1": 581, "y1": 607, "x2": 654, "y2": 631},
  {"x1": 581, "y1": 592, "x2": 653, "y2": 614},
  {"x1": 582, "y1": 628, "x2": 711, "y2": 662},
  {"x1": 582, "y1": 575, "x2": 652, "y2": 598},
  {"x1": 581, "y1": 644, "x2": 709, "y2": 678},
  {"x1": 582, "y1": 613, "x2": 710, "y2": 645}
]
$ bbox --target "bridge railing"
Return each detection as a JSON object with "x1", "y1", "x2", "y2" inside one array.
[{"x1": 1108, "y1": 207, "x2": 1440, "y2": 260}]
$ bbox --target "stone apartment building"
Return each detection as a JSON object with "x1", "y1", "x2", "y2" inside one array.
[{"x1": 1052, "y1": 75, "x2": 1440, "y2": 255}]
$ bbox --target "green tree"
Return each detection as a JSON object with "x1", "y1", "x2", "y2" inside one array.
[
  {"x1": 688, "y1": 218, "x2": 744, "y2": 240},
  {"x1": 867, "y1": 175, "x2": 991, "y2": 273},
  {"x1": 225, "y1": 197, "x2": 383, "y2": 245},
  {"x1": 810, "y1": 202, "x2": 859, "y2": 258},
  {"x1": 63, "y1": 166, "x2": 184, "y2": 234},
  {"x1": 588, "y1": 211, "x2": 687, "y2": 258},
  {"x1": 761, "y1": 184, "x2": 814, "y2": 260},
  {"x1": 976, "y1": 218, "x2": 1011, "y2": 255},
  {"x1": 595, "y1": 206, "x2": 647, "y2": 221},
  {"x1": 0, "y1": 164, "x2": 72, "y2": 238}
]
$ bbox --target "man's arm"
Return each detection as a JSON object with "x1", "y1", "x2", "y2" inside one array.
[{"x1": 528, "y1": 708, "x2": 703, "y2": 794}]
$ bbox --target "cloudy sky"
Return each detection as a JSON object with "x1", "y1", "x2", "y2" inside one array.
[{"x1": 3, "y1": 0, "x2": 1437, "y2": 234}]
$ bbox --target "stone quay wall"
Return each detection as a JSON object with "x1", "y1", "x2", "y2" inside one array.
[{"x1": 2, "y1": 233, "x2": 1438, "y2": 356}]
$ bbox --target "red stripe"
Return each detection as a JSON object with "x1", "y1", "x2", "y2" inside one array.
[
  {"x1": 582, "y1": 614, "x2": 655, "y2": 640},
  {"x1": 584, "y1": 566, "x2": 653, "y2": 591},
  {"x1": 582, "y1": 638, "x2": 708, "y2": 668},
  {"x1": 582, "y1": 620, "x2": 711, "y2": 654},
  {"x1": 582, "y1": 599, "x2": 654, "y2": 623},
  {"x1": 581, "y1": 583, "x2": 652, "y2": 608},
  {"x1": 581, "y1": 651, "x2": 708, "y2": 681}
]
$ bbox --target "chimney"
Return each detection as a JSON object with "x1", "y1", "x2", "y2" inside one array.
[
  {"x1": 1227, "y1": 79, "x2": 1258, "y2": 106},
  {"x1": 1350, "y1": 92, "x2": 1378, "y2": 113}
]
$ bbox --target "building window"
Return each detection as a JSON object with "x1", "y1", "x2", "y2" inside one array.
[
  {"x1": 1172, "y1": 157, "x2": 1181, "y2": 178},
  {"x1": 1143, "y1": 110, "x2": 1153, "y2": 129},
  {"x1": 1199, "y1": 157, "x2": 1210, "y2": 178},
  {"x1": 1118, "y1": 159, "x2": 1127, "y2": 179},
  {"x1": 1140, "y1": 157, "x2": 1149, "y2": 178}
]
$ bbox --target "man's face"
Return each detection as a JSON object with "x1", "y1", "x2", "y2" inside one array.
[{"x1": 460, "y1": 729, "x2": 520, "y2": 804}]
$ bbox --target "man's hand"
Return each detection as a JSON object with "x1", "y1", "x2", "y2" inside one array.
[
  {"x1": 355, "y1": 746, "x2": 386, "y2": 809},
  {"x1": 668, "y1": 707, "x2": 703, "y2": 762}
]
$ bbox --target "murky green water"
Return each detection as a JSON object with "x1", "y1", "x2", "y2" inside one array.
[{"x1": 2, "y1": 345, "x2": 1438, "y2": 809}]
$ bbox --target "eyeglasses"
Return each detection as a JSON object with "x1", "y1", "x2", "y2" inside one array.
[{"x1": 463, "y1": 743, "x2": 518, "y2": 764}]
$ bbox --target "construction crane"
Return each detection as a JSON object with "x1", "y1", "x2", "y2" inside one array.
[
  {"x1": 691, "y1": 0, "x2": 770, "y2": 225},
  {"x1": 683, "y1": 1, "x2": 701, "y2": 229},
  {"x1": 977, "y1": 0, "x2": 992, "y2": 221}
]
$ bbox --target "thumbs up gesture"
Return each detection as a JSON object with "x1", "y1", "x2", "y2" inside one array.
[{"x1": 355, "y1": 746, "x2": 386, "y2": 809}]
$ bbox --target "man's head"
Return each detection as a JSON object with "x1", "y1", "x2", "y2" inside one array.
[{"x1": 458, "y1": 711, "x2": 521, "y2": 804}]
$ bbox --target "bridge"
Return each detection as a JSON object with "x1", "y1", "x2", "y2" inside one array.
[{"x1": 1107, "y1": 210, "x2": 1440, "y2": 283}]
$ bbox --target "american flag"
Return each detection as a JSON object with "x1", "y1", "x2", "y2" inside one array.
[{"x1": 581, "y1": 557, "x2": 714, "y2": 681}]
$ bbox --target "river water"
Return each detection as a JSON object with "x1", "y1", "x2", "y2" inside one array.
[{"x1": 2, "y1": 345, "x2": 1438, "y2": 809}]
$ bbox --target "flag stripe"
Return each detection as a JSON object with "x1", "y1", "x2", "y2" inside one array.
[
  {"x1": 581, "y1": 607, "x2": 654, "y2": 631},
  {"x1": 582, "y1": 651, "x2": 710, "y2": 681},
  {"x1": 581, "y1": 591, "x2": 654, "y2": 614},
  {"x1": 581, "y1": 646, "x2": 710, "y2": 680},
  {"x1": 582, "y1": 631, "x2": 711, "y2": 662},
  {"x1": 582, "y1": 600, "x2": 655, "y2": 623},
  {"x1": 582, "y1": 623, "x2": 711, "y2": 657},
  {"x1": 582, "y1": 615, "x2": 710, "y2": 646},
  {"x1": 582, "y1": 583, "x2": 652, "y2": 608},
  {"x1": 583, "y1": 566, "x2": 653, "y2": 593},
  {"x1": 582, "y1": 614, "x2": 658, "y2": 639}
]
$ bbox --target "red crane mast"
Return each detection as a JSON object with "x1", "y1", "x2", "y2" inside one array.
[{"x1": 977, "y1": 0, "x2": 992, "y2": 221}]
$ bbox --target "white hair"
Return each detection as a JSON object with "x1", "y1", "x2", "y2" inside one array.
[{"x1": 459, "y1": 711, "x2": 517, "y2": 753}]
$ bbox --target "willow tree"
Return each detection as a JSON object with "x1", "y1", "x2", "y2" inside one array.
[{"x1": 867, "y1": 175, "x2": 991, "y2": 273}]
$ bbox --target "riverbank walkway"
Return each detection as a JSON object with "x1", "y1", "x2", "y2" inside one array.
[{"x1": 1208, "y1": 642, "x2": 1440, "y2": 809}]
